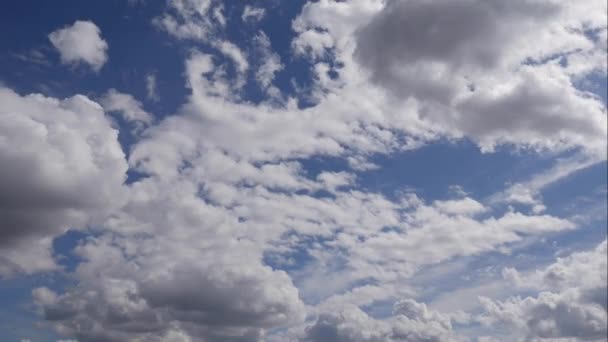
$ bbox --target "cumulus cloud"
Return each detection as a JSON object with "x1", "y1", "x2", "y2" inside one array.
[
  {"x1": 0, "y1": 87, "x2": 126, "y2": 276},
  {"x1": 33, "y1": 233, "x2": 306, "y2": 341},
  {"x1": 354, "y1": 0, "x2": 607, "y2": 155},
  {"x1": 293, "y1": 0, "x2": 607, "y2": 155},
  {"x1": 48, "y1": 20, "x2": 108, "y2": 72},
  {"x1": 31, "y1": 158, "x2": 309, "y2": 340},
  {"x1": 479, "y1": 240, "x2": 607, "y2": 341},
  {"x1": 300, "y1": 299, "x2": 459, "y2": 342}
]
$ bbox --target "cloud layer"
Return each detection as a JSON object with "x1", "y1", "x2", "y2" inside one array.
[{"x1": 1, "y1": 0, "x2": 606, "y2": 341}]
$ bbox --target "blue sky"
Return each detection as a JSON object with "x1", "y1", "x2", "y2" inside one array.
[{"x1": 0, "y1": 1, "x2": 606, "y2": 341}]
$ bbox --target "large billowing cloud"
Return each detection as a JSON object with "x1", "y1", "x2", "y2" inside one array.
[
  {"x1": 48, "y1": 20, "x2": 109, "y2": 72},
  {"x1": 300, "y1": 300, "x2": 458, "y2": 342},
  {"x1": 0, "y1": 87, "x2": 126, "y2": 276},
  {"x1": 354, "y1": 0, "x2": 607, "y2": 149},
  {"x1": 33, "y1": 232, "x2": 306, "y2": 341},
  {"x1": 295, "y1": 0, "x2": 607, "y2": 155}
]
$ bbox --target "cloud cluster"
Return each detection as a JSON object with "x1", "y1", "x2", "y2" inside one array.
[
  {"x1": 300, "y1": 300, "x2": 458, "y2": 342},
  {"x1": 100, "y1": 89, "x2": 154, "y2": 132},
  {"x1": 28, "y1": 87, "x2": 577, "y2": 339},
  {"x1": 33, "y1": 233, "x2": 305, "y2": 341},
  {"x1": 0, "y1": 87, "x2": 126, "y2": 276},
  {"x1": 295, "y1": 0, "x2": 607, "y2": 155},
  {"x1": 153, "y1": 0, "x2": 225, "y2": 42},
  {"x1": 48, "y1": 20, "x2": 108, "y2": 72},
  {"x1": 479, "y1": 240, "x2": 607, "y2": 341}
]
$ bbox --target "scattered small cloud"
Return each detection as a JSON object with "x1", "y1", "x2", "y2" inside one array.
[
  {"x1": 145, "y1": 72, "x2": 159, "y2": 102},
  {"x1": 48, "y1": 20, "x2": 108, "y2": 72}
]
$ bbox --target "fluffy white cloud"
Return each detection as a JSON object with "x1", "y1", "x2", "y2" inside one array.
[
  {"x1": 48, "y1": 20, "x2": 108, "y2": 72},
  {"x1": 479, "y1": 240, "x2": 607, "y2": 341},
  {"x1": 33, "y1": 232, "x2": 306, "y2": 341},
  {"x1": 297, "y1": 299, "x2": 460, "y2": 342},
  {"x1": 0, "y1": 87, "x2": 127, "y2": 276},
  {"x1": 294, "y1": 0, "x2": 607, "y2": 156}
]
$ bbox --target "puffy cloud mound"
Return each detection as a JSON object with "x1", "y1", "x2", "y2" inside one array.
[
  {"x1": 153, "y1": 0, "x2": 225, "y2": 42},
  {"x1": 0, "y1": 87, "x2": 126, "y2": 276},
  {"x1": 48, "y1": 20, "x2": 109, "y2": 72},
  {"x1": 479, "y1": 240, "x2": 608, "y2": 340},
  {"x1": 294, "y1": 0, "x2": 607, "y2": 155},
  {"x1": 354, "y1": 0, "x2": 607, "y2": 154},
  {"x1": 32, "y1": 194, "x2": 307, "y2": 341},
  {"x1": 302, "y1": 299, "x2": 457, "y2": 342}
]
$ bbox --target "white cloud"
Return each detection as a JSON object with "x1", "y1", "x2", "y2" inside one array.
[
  {"x1": 0, "y1": 87, "x2": 127, "y2": 276},
  {"x1": 490, "y1": 153, "x2": 603, "y2": 212},
  {"x1": 155, "y1": 1, "x2": 254, "y2": 92},
  {"x1": 31, "y1": 175, "x2": 308, "y2": 339},
  {"x1": 296, "y1": 299, "x2": 461, "y2": 342},
  {"x1": 48, "y1": 20, "x2": 108, "y2": 72},
  {"x1": 294, "y1": 0, "x2": 607, "y2": 156},
  {"x1": 242, "y1": 5, "x2": 266, "y2": 23},
  {"x1": 433, "y1": 198, "x2": 486, "y2": 216},
  {"x1": 316, "y1": 171, "x2": 355, "y2": 192},
  {"x1": 146, "y1": 72, "x2": 160, "y2": 102},
  {"x1": 153, "y1": 0, "x2": 221, "y2": 42},
  {"x1": 11, "y1": 49, "x2": 49, "y2": 66},
  {"x1": 100, "y1": 89, "x2": 154, "y2": 130},
  {"x1": 254, "y1": 32, "x2": 283, "y2": 92},
  {"x1": 218, "y1": 40, "x2": 249, "y2": 75},
  {"x1": 479, "y1": 240, "x2": 607, "y2": 341}
]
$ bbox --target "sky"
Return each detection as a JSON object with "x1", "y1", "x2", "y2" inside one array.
[{"x1": 0, "y1": 0, "x2": 606, "y2": 341}]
